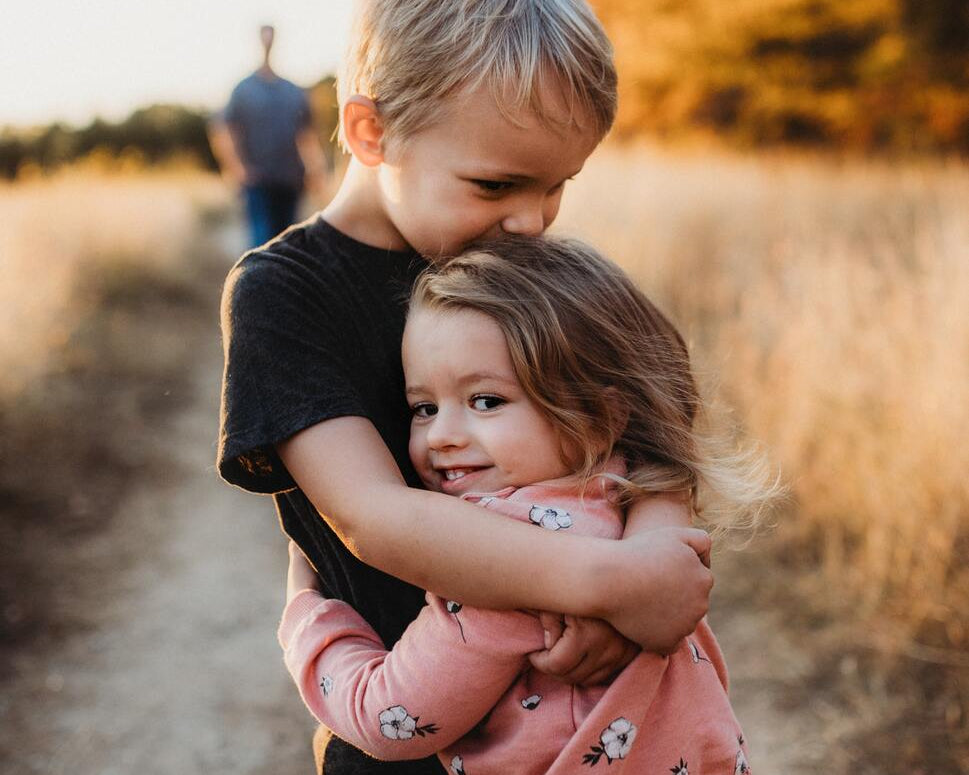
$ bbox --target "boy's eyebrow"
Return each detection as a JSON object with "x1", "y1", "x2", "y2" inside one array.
[{"x1": 462, "y1": 165, "x2": 584, "y2": 182}]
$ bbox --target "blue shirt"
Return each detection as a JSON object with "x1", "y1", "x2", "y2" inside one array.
[{"x1": 223, "y1": 72, "x2": 311, "y2": 189}]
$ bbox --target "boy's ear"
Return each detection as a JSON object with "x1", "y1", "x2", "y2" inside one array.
[{"x1": 343, "y1": 95, "x2": 385, "y2": 166}]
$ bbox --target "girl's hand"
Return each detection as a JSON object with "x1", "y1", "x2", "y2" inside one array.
[
  {"x1": 529, "y1": 612, "x2": 640, "y2": 685},
  {"x1": 286, "y1": 540, "x2": 320, "y2": 604}
]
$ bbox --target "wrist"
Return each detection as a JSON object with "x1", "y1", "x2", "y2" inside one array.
[{"x1": 573, "y1": 538, "x2": 623, "y2": 620}]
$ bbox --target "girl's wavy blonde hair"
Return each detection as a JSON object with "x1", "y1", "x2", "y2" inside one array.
[
  {"x1": 339, "y1": 0, "x2": 617, "y2": 146},
  {"x1": 411, "y1": 236, "x2": 781, "y2": 539}
]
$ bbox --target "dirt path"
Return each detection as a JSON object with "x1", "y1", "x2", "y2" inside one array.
[{"x1": 0, "y1": 227, "x2": 317, "y2": 774}]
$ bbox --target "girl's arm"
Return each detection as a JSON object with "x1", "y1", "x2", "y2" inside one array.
[
  {"x1": 277, "y1": 417, "x2": 713, "y2": 652},
  {"x1": 280, "y1": 544, "x2": 543, "y2": 760}
]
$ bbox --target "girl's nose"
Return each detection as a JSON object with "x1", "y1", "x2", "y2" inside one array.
[{"x1": 425, "y1": 406, "x2": 468, "y2": 450}]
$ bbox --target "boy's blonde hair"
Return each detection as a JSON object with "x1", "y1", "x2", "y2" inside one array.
[
  {"x1": 411, "y1": 236, "x2": 780, "y2": 538},
  {"x1": 340, "y1": 0, "x2": 617, "y2": 145}
]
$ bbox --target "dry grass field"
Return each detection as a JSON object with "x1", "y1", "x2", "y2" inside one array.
[
  {"x1": 0, "y1": 163, "x2": 228, "y2": 400},
  {"x1": 556, "y1": 145, "x2": 969, "y2": 769}
]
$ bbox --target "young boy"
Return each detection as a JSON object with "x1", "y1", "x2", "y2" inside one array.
[{"x1": 218, "y1": 2, "x2": 713, "y2": 773}]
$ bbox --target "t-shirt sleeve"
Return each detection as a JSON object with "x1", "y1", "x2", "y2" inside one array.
[{"x1": 218, "y1": 252, "x2": 369, "y2": 494}]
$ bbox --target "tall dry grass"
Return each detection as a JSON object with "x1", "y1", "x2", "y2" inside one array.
[
  {"x1": 555, "y1": 146, "x2": 969, "y2": 644},
  {"x1": 0, "y1": 164, "x2": 229, "y2": 401}
]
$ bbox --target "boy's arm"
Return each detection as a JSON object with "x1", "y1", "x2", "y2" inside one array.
[
  {"x1": 528, "y1": 492, "x2": 701, "y2": 678},
  {"x1": 277, "y1": 416, "x2": 713, "y2": 652},
  {"x1": 279, "y1": 551, "x2": 543, "y2": 760}
]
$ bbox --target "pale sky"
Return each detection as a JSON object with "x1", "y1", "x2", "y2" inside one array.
[{"x1": 2, "y1": 0, "x2": 356, "y2": 128}]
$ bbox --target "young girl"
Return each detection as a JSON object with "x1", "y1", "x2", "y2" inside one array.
[{"x1": 280, "y1": 236, "x2": 772, "y2": 774}]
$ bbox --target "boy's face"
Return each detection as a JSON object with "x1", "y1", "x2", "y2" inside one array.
[
  {"x1": 404, "y1": 306, "x2": 573, "y2": 496},
  {"x1": 376, "y1": 84, "x2": 600, "y2": 260}
]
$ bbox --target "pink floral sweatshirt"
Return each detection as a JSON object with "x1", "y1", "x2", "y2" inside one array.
[{"x1": 278, "y1": 475, "x2": 751, "y2": 775}]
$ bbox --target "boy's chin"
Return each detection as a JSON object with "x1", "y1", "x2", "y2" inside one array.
[
  {"x1": 417, "y1": 245, "x2": 462, "y2": 265},
  {"x1": 416, "y1": 234, "x2": 510, "y2": 264}
]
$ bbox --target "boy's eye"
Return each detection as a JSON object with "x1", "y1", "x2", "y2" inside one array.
[
  {"x1": 412, "y1": 402, "x2": 438, "y2": 419},
  {"x1": 471, "y1": 395, "x2": 505, "y2": 411},
  {"x1": 471, "y1": 179, "x2": 514, "y2": 194},
  {"x1": 550, "y1": 175, "x2": 576, "y2": 194}
]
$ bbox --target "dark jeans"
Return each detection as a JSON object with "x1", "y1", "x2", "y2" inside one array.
[{"x1": 244, "y1": 184, "x2": 301, "y2": 247}]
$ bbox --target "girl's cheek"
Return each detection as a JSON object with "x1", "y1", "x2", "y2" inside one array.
[{"x1": 407, "y1": 432, "x2": 425, "y2": 468}]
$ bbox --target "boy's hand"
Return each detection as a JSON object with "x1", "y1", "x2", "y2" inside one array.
[
  {"x1": 286, "y1": 540, "x2": 320, "y2": 604},
  {"x1": 529, "y1": 613, "x2": 639, "y2": 686},
  {"x1": 600, "y1": 527, "x2": 713, "y2": 655}
]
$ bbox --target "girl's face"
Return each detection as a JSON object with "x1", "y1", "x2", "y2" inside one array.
[{"x1": 403, "y1": 306, "x2": 573, "y2": 496}]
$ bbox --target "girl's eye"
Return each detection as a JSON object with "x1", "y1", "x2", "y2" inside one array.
[
  {"x1": 471, "y1": 179, "x2": 513, "y2": 194},
  {"x1": 471, "y1": 395, "x2": 505, "y2": 411},
  {"x1": 412, "y1": 403, "x2": 438, "y2": 419}
]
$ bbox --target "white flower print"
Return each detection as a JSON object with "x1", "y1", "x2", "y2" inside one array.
[
  {"x1": 446, "y1": 600, "x2": 467, "y2": 643},
  {"x1": 601, "y1": 718, "x2": 637, "y2": 760},
  {"x1": 378, "y1": 705, "x2": 438, "y2": 740},
  {"x1": 582, "y1": 717, "x2": 637, "y2": 766},
  {"x1": 450, "y1": 754, "x2": 466, "y2": 774},
  {"x1": 688, "y1": 641, "x2": 710, "y2": 664},
  {"x1": 735, "y1": 746, "x2": 750, "y2": 774},
  {"x1": 319, "y1": 674, "x2": 334, "y2": 697},
  {"x1": 528, "y1": 505, "x2": 573, "y2": 531},
  {"x1": 521, "y1": 694, "x2": 542, "y2": 710},
  {"x1": 670, "y1": 757, "x2": 689, "y2": 774},
  {"x1": 379, "y1": 706, "x2": 416, "y2": 739}
]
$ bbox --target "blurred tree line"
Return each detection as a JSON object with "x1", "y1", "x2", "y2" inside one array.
[
  {"x1": 0, "y1": 77, "x2": 339, "y2": 179},
  {"x1": 595, "y1": 0, "x2": 969, "y2": 152}
]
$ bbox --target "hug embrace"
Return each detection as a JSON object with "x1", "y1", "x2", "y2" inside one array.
[{"x1": 218, "y1": 2, "x2": 777, "y2": 773}]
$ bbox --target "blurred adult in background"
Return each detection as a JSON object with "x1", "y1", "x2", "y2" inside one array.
[{"x1": 209, "y1": 25, "x2": 326, "y2": 247}]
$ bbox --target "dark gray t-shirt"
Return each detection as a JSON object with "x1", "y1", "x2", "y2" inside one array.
[
  {"x1": 223, "y1": 72, "x2": 311, "y2": 189},
  {"x1": 218, "y1": 217, "x2": 445, "y2": 774}
]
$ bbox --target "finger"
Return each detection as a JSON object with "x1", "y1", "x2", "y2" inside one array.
[
  {"x1": 698, "y1": 543, "x2": 712, "y2": 569},
  {"x1": 536, "y1": 611, "x2": 565, "y2": 650},
  {"x1": 528, "y1": 641, "x2": 587, "y2": 677},
  {"x1": 548, "y1": 649, "x2": 599, "y2": 685},
  {"x1": 528, "y1": 625, "x2": 586, "y2": 678},
  {"x1": 573, "y1": 636, "x2": 636, "y2": 686},
  {"x1": 579, "y1": 664, "x2": 620, "y2": 687},
  {"x1": 683, "y1": 528, "x2": 712, "y2": 566},
  {"x1": 569, "y1": 647, "x2": 617, "y2": 686},
  {"x1": 528, "y1": 648, "x2": 588, "y2": 679}
]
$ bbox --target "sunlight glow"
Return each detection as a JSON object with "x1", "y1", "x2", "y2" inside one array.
[{"x1": 2, "y1": 0, "x2": 355, "y2": 128}]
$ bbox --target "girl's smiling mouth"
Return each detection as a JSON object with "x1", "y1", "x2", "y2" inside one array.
[
  {"x1": 434, "y1": 466, "x2": 490, "y2": 494},
  {"x1": 441, "y1": 468, "x2": 480, "y2": 481}
]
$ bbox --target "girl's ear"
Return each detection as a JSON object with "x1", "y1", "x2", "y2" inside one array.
[{"x1": 343, "y1": 95, "x2": 385, "y2": 166}]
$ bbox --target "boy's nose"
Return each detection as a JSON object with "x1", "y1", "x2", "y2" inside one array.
[{"x1": 501, "y1": 202, "x2": 547, "y2": 236}]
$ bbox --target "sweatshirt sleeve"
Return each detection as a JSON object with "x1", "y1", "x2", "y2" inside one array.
[{"x1": 278, "y1": 589, "x2": 544, "y2": 761}]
